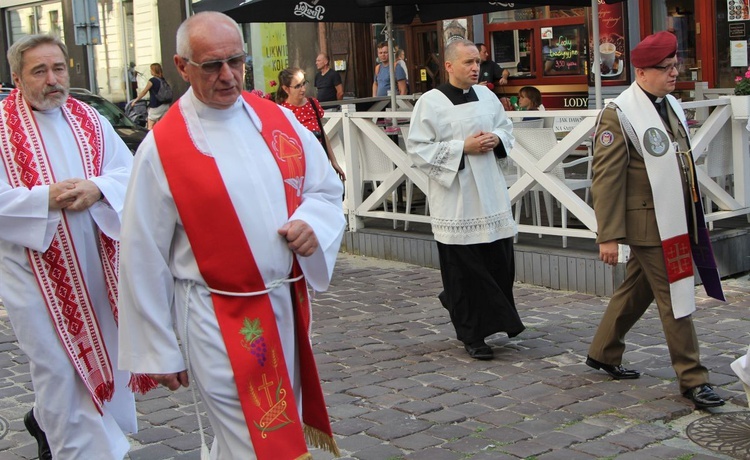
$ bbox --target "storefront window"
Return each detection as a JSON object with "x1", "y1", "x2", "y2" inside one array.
[
  {"x1": 488, "y1": 6, "x2": 584, "y2": 23},
  {"x1": 716, "y1": 0, "x2": 744, "y2": 88},
  {"x1": 5, "y1": 2, "x2": 64, "y2": 44},
  {"x1": 652, "y1": 1, "x2": 696, "y2": 83},
  {"x1": 486, "y1": 7, "x2": 588, "y2": 82},
  {"x1": 541, "y1": 25, "x2": 586, "y2": 76}
]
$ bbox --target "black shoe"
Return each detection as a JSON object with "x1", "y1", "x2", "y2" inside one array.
[
  {"x1": 585, "y1": 356, "x2": 640, "y2": 380},
  {"x1": 24, "y1": 409, "x2": 52, "y2": 460},
  {"x1": 683, "y1": 384, "x2": 725, "y2": 409},
  {"x1": 464, "y1": 341, "x2": 493, "y2": 360}
]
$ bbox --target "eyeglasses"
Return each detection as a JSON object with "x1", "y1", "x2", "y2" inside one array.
[
  {"x1": 290, "y1": 80, "x2": 308, "y2": 90},
  {"x1": 649, "y1": 62, "x2": 683, "y2": 73},
  {"x1": 183, "y1": 53, "x2": 246, "y2": 74}
]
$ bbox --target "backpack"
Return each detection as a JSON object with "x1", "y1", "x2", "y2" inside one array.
[{"x1": 154, "y1": 78, "x2": 173, "y2": 104}]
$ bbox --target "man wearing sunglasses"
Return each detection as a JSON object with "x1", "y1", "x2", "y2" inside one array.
[
  {"x1": 117, "y1": 11, "x2": 344, "y2": 459},
  {"x1": 586, "y1": 31, "x2": 725, "y2": 409}
]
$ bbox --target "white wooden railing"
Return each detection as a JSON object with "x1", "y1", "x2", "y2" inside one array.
[{"x1": 322, "y1": 94, "x2": 750, "y2": 243}]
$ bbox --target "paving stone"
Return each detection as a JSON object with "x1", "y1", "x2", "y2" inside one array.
[
  {"x1": 573, "y1": 439, "x2": 631, "y2": 457},
  {"x1": 128, "y1": 444, "x2": 180, "y2": 460},
  {"x1": 129, "y1": 426, "x2": 182, "y2": 444},
  {"x1": 498, "y1": 439, "x2": 552, "y2": 458},
  {"x1": 389, "y1": 432, "x2": 442, "y2": 450},
  {"x1": 365, "y1": 417, "x2": 431, "y2": 441}
]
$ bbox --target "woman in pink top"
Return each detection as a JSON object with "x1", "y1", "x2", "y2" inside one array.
[{"x1": 276, "y1": 67, "x2": 345, "y2": 180}]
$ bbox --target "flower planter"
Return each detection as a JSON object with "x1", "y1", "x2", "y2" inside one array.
[{"x1": 721, "y1": 95, "x2": 750, "y2": 118}]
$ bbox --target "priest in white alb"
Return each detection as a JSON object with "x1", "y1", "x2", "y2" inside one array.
[
  {"x1": 407, "y1": 38, "x2": 525, "y2": 361},
  {"x1": 117, "y1": 12, "x2": 344, "y2": 460},
  {"x1": 0, "y1": 35, "x2": 137, "y2": 459}
]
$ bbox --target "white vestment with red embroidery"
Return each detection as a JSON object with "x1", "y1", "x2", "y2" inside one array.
[
  {"x1": 117, "y1": 89, "x2": 345, "y2": 458},
  {"x1": 0, "y1": 104, "x2": 135, "y2": 459}
]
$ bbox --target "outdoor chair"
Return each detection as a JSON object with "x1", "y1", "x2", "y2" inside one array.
[
  {"x1": 512, "y1": 127, "x2": 593, "y2": 247},
  {"x1": 696, "y1": 122, "x2": 734, "y2": 229}
]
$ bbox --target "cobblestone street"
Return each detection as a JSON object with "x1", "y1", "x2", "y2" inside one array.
[{"x1": 1, "y1": 253, "x2": 748, "y2": 459}]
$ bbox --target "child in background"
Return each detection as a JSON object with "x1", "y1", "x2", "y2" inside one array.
[{"x1": 518, "y1": 86, "x2": 544, "y2": 121}]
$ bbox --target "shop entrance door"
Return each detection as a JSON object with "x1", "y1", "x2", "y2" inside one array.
[
  {"x1": 641, "y1": 0, "x2": 717, "y2": 90},
  {"x1": 411, "y1": 24, "x2": 442, "y2": 94}
]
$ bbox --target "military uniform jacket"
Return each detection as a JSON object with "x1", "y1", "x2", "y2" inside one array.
[{"x1": 591, "y1": 91, "x2": 694, "y2": 247}]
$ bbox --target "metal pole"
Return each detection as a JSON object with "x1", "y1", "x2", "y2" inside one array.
[
  {"x1": 592, "y1": 0, "x2": 602, "y2": 109},
  {"x1": 386, "y1": 6, "x2": 397, "y2": 117},
  {"x1": 82, "y1": 0, "x2": 97, "y2": 93}
]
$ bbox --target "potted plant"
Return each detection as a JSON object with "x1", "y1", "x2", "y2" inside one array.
[{"x1": 725, "y1": 66, "x2": 750, "y2": 117}]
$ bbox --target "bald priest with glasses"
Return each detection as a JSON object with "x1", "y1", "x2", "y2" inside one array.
[
  {"x1": 584, "y1": 31, "x2": 726, "y2": 409},
  {"x1": 117, "y1": 11, "x2": 344, "y2": 459}
]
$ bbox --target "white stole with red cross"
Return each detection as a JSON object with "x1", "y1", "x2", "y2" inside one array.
[
  {"x1": 613, "y1": 83, "x2": 698, "y2": 318},
  {"x1": 0, "y1": 89, "x2": 120, "y2": 408}
]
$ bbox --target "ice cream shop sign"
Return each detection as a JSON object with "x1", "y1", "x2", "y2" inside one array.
[{"x1": 539, "y1": 93, "x2": 589, "y2": 109}]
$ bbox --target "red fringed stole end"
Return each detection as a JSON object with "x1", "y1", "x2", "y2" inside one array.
[
  {"x1": 304, "y1": 425, "x2": 341, "y2": 457},
  {"x1": 128, "y1": 373, "x2": 159, "y2": 394},
  {"x1": 94, "y1": 380, "x2": 115, "y2": 404},
  {"x1": 92, "y1": 380, "x2": 115, "y2": 414}
]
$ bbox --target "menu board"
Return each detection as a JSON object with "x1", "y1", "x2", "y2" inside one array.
[
  {"x1": 542, "y1": 25, "x2": 585, "y2": 76},
  {"x1": 491, "y1": 30, "x2": 519, "y2": 68},
  {"x1": 588, "y1": 2, "x2": 628, "y2": 84}
]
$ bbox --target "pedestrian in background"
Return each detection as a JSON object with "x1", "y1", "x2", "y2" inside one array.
[
  {"x1": 585, "y1": 31, "x2": 725, "y2": 409},
  {"x1": 407, "y1": 38, "x2": 524, "y2": 361},
  {"x1": 395, "y1": 48, "x2": 410, "y2": 94},
  {"x1": 127, "y1": 62, "x2": 140, "y2": 99},
  {"x1": 277, "y1": 67, "x2": 346, "y2": 180},
  {"x1": 476, "y1": 42, "x2": 509, "y2": 97},
  {"x1": 0, "y1": 34, "x2": 139, "y2": 459},
  {"x1": 117, "y1": 11, "x2": 344, "y2": 459},
  {"x1": 373, "y1": 41, "x2": 407, "y2": 97},
  {"x1": 131, "y1": 63, "x2": 171, "y2": 129},
  {"x1": 314, "y1": 53, "x2": 343, "y2": 102}
]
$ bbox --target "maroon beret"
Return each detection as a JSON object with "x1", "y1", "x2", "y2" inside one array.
[{"x1": 631, "y1": 31, "x2": 677, "y2": 68}]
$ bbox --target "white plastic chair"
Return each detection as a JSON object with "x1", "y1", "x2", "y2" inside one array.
[
  {"x1": 512, "y1": 128, "x2": 593, "y2": 247},
  {"x1": 356, "y1": 130, "x2": 401, "y2": 229},
  {"x1": 512, "y1": 119, "x2": 544, "y2": 129},
  {"x1": 696, "y1": 123, "x2": 733, "y2": 229},
  {"x1": 400, "y1": 126, "x2": 428, "y2": 231}
]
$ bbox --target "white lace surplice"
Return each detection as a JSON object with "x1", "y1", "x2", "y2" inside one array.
[{"x1": 407, "y1": 85, "x2": 516, "y2": 245}]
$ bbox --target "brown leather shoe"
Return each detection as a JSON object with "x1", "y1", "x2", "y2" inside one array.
[
  {"x1": 24, "y1": 409, "x2": 52, "y2": 460},
  {"x1": 586, "y1": 356, "x2": 640, "y2": 379}
]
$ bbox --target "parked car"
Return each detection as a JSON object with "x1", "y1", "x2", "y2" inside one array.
[
  {"x1": 0, "y1": 87, "x2": 147, "y2": 154},
  {"x1": 69, "y1": 88, "x2": 148, "y2": 154}
]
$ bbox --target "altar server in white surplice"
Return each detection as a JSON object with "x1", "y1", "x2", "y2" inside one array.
[
  {"x1": 117, "y1": 12, "x2": 343, "y2": 460},
  {"x1": 0, "y1": 35, "x2": 136, "y2": 460},
  {"x1": 407, "y1": 38, "x2": 524, "y2": 361}
]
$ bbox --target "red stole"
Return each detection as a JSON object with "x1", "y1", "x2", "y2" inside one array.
[
  {"x1": 0, "y1": 89, "x2": 155, "y2": 411},
  {"x1": 154, "y1": 92, "x2": 338, "y2": 459}
]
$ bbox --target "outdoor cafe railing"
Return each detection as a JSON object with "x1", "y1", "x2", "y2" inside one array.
[{"x1": 322, "y1": 98, "x2": 750, "y2": 241}]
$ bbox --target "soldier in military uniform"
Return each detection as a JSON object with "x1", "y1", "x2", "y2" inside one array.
[{"x1": 584, "y1": 31, "x2": 725, "y2": 409}]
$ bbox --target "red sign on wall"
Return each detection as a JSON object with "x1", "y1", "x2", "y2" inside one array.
[{"x1": 588, "y1": 1, "x2": 628, "y2": 85}]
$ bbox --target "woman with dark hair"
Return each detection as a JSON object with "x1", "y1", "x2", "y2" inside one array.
[
  {"x1": 276, "y1": 67, "x2": 345, "y2": 180},
  {"x1": 132, "y1": 63, "x2": 171, "y2": 130}
]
